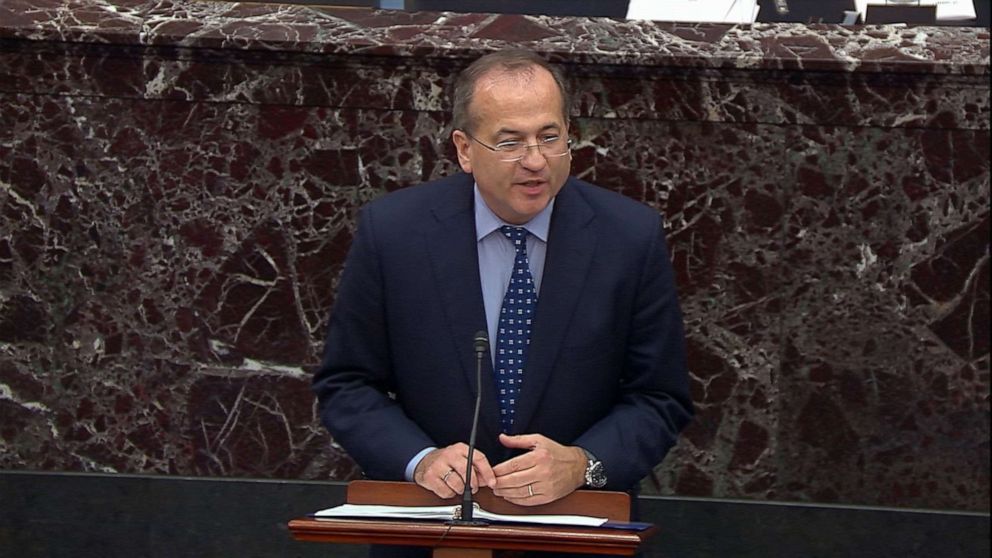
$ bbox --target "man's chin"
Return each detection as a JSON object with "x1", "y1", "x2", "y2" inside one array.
[{"x1": 508, "y1": 200, "x2": 551, "y2": 223}]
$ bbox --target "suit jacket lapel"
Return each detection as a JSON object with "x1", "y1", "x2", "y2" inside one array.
[
  {"x1": 513, "y1": 179, "x2": 597, "y2": 433},
  {"x1": 424, "y1": 177, "x2": 503, "y2": 445}
]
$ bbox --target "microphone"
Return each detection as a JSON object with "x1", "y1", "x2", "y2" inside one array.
[{"x1": 450, "y1": 330, "x2": 489, "y2": 525}]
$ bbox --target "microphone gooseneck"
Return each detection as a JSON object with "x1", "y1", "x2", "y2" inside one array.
[{"x1": 452, "y1": 330, "x2": 489, "y2": 525}]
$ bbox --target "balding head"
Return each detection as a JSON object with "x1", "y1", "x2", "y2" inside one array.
[{"x1": 451, "y1": 49, "x2": 570, "y2": 134}]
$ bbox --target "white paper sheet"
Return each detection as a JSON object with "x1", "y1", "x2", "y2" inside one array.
[
  {"x1": 856, "y1": 0, "x2": 977, "y2": 21},
  {"x1": 627, "y1": 0, "x2": 760, "y2": 24}
]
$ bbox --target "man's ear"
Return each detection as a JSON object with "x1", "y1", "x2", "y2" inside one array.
[{"x1": 451, "y1": 130, "x2": 473, "y2": 174}]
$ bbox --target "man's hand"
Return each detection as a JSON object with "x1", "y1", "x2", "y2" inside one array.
[
  {"x1": 492, "y1": 433, "x2": 587, "y2": 506},
  {"x1": 413, "y1": 444, "x2": 497, "y2": 499}
]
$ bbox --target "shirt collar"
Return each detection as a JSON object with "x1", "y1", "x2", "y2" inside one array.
[{"x1": 474, "y1": 184, "x2": 555, "y2": 242}]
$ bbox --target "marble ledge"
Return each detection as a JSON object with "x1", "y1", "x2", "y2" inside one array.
[{"x1": 0, "y1": 0, "x2": 988, "y2": 76}]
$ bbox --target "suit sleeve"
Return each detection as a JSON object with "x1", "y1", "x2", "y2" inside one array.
[
  {"x1": 312, "y1": 205, "x2": 436, "y2": 480},
  {"x1": 574, "y1": 214, "x2": 694, "y2": 490}
]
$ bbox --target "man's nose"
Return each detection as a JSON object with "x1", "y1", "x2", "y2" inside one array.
[{"x1": 518, "y1": 144, "x2": 548, "y2": 170}]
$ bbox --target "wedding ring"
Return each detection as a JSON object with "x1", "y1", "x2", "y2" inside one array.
[
  {"x1": 441, "y1": 469, "x2": 454, "y2": 483},
  {"x1": 527, "y1": 484, "x2": 534, "y2": 497}
]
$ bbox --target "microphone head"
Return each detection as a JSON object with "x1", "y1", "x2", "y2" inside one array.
[{"x1": 473, "y1": 331, "x2": 489, "y2": 353}]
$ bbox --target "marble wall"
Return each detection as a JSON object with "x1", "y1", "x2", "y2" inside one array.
[{"x1": 1, "y1": 0, "x2": 988, "y2": 511}]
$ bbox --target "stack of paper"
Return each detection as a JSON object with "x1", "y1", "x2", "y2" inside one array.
[
  {"x1": 313, "y1": 503, "x2": 609, "y2": 527},
  {"x1": 626, "y1": 0, "x2": 761, "y2": 24}
]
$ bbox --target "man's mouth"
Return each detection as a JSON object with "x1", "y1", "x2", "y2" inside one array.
[{"x1": 516, "y1": 179, "x2": 547, "y2": 191}]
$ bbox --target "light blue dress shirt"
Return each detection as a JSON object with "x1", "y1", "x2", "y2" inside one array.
[
  {"x1": 403, "y1": 184, "x2": 555, "y2": 481},
  {"x1": 474, "y1": 185, "x2": 553, "y2": 362}
]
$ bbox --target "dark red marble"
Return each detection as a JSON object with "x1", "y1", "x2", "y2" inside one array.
[{"x1": 0, "y1": 0, "x2": 988, "y2": 512}]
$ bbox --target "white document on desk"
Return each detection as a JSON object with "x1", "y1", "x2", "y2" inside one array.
[
  {"x1": 314, "y1": 503, "x2": 608, "y2": 527},
  {"x1": 626, "y1": 0, "x2": 760, "y2": 24},
  {"x1": 856, "y1": 0, "x2": 977, "y2": 21}
]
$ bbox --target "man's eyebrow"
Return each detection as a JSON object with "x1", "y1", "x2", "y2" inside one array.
[{"x1": 495, "y1": 123, "x2": 562, "y2": 136}]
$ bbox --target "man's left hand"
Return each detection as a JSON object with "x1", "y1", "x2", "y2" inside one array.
[{"x1": 491, "y1": 432, "x2": 586, "y2": 506}]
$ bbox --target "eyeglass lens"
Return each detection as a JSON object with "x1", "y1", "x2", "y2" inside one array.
[{"x1": 498, "y1": 138, "x2": 571, "y2": 161}]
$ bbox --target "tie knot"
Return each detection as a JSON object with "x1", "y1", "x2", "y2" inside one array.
[{"x1": 500, "y1": 225, "x2": 529, "y2": 245}]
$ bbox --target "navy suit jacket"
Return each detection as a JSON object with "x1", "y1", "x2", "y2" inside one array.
[{"x1": 313, "y1": 173, "x2": 693, "y2": 491}]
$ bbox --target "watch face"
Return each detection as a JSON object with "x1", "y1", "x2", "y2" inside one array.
[{"x1": 586, "y1": 460, "x2": 607, "y2": 488}]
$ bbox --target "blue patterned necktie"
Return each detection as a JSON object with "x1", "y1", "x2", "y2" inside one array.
[{"x1": 495, "y1": 225, "x2": 538, "y2": 433}]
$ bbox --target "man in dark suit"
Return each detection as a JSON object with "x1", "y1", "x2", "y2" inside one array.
[{"x1": 313, "y1": 49, "x2": 692, "y2": 542}]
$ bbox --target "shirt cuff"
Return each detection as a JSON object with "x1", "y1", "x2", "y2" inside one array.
[{"x1": 404, "y1": 447, "x2": 436, "y2": 481}]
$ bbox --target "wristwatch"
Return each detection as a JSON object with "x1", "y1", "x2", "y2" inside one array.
[{"x1": 582, "y1": 449, "x2": 607, "y2": 488}]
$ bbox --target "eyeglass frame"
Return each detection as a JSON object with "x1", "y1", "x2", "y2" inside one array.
[{"x1": 461, "y1": 131, "x2": 573, "y2": 163}]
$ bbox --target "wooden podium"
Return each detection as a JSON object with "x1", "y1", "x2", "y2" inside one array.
[{"x1": 288, "y1": 480, "x2": 656, "y2": 557}]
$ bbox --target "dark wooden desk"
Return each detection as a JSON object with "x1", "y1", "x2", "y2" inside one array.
[{"x1": 288, "y1": 480, "x2": 656, "y2": 557}]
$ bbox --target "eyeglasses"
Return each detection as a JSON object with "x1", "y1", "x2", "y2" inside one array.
[{"x1": 463, "y1": 131, "x2": 572, "y2": 163}]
